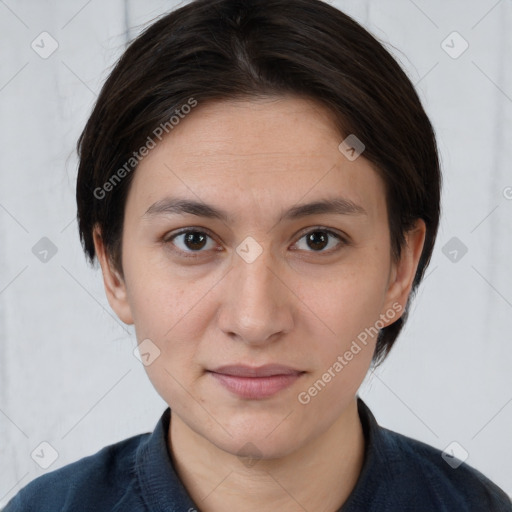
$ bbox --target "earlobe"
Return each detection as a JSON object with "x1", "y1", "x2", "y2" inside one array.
[
  {"x1": 93, "y1": 226, "x2": 134, "y2": 325},
  {"x1": 382, "y1": 219, "x2": 426, "y2": 322}
]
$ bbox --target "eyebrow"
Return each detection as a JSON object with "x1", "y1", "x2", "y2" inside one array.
[{"x1": 143, "y1": 196, "x2": 367, "y2": 223}]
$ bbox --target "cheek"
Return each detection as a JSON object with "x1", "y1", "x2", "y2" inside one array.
[
  {"x1": 294, "y1": 273, "x2": 382, "y2": 417},
  {"x1": 128, "y1": 279, "x2": 202, "y2": 359},
  {"x1": 298, "y1": 256, "x2": 389, "y2": 344},
  {"x1": 293, "y1": 252, "x2": 389, "y2": 397},
  {"x1": 301, "y1": 285, "x2": 379, "y2": 391},
  {"x1": 123, "y1": 251, "x2": 213, "y2": 384},
  {"x1": 128, "y1": 280, "x2": 207, "y2": 412}
]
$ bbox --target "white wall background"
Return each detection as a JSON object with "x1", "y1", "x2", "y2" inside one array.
[{"x1": 1, "y1": 0, "x2": 511, "y2": 505}]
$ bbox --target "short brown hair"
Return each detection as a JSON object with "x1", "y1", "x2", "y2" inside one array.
[{"x1": 76, "y1": 0, "x2": 441, "y2": 365}]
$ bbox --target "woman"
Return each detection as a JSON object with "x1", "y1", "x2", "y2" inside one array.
[{"x1": 5, "y1": 0, "x2": 511, "y2": 510}]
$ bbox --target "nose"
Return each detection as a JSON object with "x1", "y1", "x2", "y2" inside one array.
[{"x1": 217, "y1": 243, "x2": 294, "y2": 346}]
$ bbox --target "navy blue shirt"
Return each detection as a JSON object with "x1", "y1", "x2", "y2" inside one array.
[{"x1": 4, "y1": 398, "x2": 511, "y2": 511}]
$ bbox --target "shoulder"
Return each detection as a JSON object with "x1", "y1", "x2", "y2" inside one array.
[
  {"x1": 3, "y1": 433, "x2": 148, "y2": 512},
  {"x1": 381, "y1": 426, "x2": 511, "y2": 511},
  {"x1": 351, "y1": 399, "x2": 512, "y2": 512}
]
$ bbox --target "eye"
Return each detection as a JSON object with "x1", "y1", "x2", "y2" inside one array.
[
  {"x1": 292, "y1": 228, "x2": 346, "y2": 253},
  {"x1": 165, "y1": 229, "x2": 218, "y2": 257}
]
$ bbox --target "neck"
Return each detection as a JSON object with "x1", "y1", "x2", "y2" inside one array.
[{"x1": 168, "y1": 398, "x2": 365, "y2": 512}]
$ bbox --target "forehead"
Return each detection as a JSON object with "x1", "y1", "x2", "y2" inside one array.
[
  {"x1": 172, "y1": 96, "x2": 341, "y2": 155},
  {"x1": 127, "y1": 97, "x2": 386, "y2": 223}
]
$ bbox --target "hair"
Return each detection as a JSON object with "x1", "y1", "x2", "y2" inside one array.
[{"x1": 76, "y1": 0, "x2": 441, "y2": 365}]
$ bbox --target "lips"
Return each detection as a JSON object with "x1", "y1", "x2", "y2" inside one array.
[
  {"x1": 209, "y1": 364, "x2": 303, "y2": 377},
  {"x1": 207, "y1": 364, "x2": 305, "y2": 399}
]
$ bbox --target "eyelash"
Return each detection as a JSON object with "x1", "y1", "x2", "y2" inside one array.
[{"x1": 163, "y1": 227, "x2": 348, "y2": 259}]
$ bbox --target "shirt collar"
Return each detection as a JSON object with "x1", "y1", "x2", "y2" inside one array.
[
  {"x1": 136, "y1": 408, "x2": 198, "y2": 512},
  {"x1": 339, "y1": 397, "x2": 399, "y2": 510}
]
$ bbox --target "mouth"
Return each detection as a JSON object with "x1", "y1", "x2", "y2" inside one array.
[{"x1": 207, "y1": 364, "x2": 306, "y2": 399}]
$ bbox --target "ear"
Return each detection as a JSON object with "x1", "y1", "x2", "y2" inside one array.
[
  {"x1": 381, "y1": 219, "x2": 426, "y2": 322},
  {"x1": 93, "y1": 226, "x2": 134, "y2": 325}
]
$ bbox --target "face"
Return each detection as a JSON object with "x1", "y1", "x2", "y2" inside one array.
[{"x1": 96, "y1": 96, "x2": 425, "y2": 459}]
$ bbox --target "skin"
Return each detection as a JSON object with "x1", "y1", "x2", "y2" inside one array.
[{"x1": 94, "y1": 96, "x2": 426, "y2": 511}]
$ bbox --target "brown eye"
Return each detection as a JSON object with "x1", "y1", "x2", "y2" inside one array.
[
  {"x1": 293, "y1": 229, "x2": 346, "y2": 253},
  {"x1": 182, "y1": 231, "x2": 208, "y2": 251},
  {"x1": 166, "y1": 230, "x2": 216, "y2": 255},
  {"x1": 306, "y1": 231, "x2": 329, "y2": 251}
]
